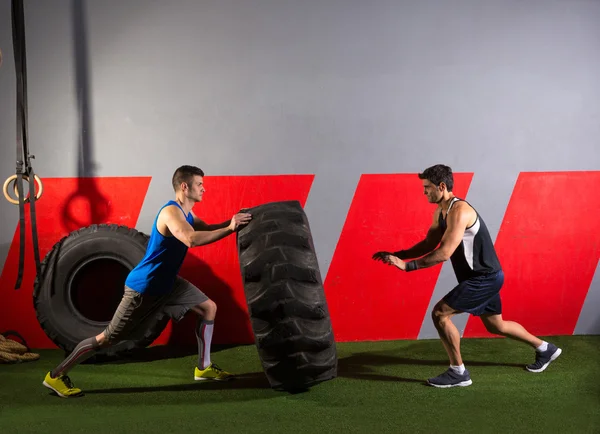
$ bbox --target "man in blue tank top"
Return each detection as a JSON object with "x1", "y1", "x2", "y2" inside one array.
[
  {"x1": 43, "y1": 165, "x2": 252, "y2": 398},
  {"x1": 373, "y1": 164, "x2": 562, "y2": 388}
]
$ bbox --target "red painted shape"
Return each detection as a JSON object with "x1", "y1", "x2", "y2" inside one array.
[
  {"x1": 324, "y1": 173, "x2": 474, "y2": 342},
  {"x1": 464, "y1": 171, "x2": 600, "y2": 338},
  {"x1": 165, "y1": 174, "x2": 315, "y2": 346},
  {"x1": 0, "y1": 177, "x2": 151, "y2": 349}
]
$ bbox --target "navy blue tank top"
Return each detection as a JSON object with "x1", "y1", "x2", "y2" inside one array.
[
  {"x1": 439, "y1": 197, "x2": 502, "y2": 282},
  {"x1": 125, "y1": 201, "x2": 194, "y2": 295}
]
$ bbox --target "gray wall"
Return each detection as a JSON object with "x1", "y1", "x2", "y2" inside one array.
[{"x1": 1, "y1": 0, "x2": 599, "y2": 335}]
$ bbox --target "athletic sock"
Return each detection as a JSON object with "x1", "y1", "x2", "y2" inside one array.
[
  {"x1": 450, "y1": 364, "x2": 466, "y2": 375},
  {"x1": 51, "y1": 336, "x2": 100, "y2": 378},
  {"x1": 536, "y1": 341, "x2": 548, "y2": 352},
  {"x1": 195, "y1": 319, "x2": 214, "y2": 370}
]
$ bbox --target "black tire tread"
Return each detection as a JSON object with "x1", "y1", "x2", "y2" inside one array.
[{"x1": 237, "y1": 200, "x2": 337, "y2": 391}]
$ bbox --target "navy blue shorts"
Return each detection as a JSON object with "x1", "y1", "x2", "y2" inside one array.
[{"x1": 443, "y1": 270, "x2": 504, "y2": 316}]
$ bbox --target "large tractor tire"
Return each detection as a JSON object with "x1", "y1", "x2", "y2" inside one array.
[
  {"x1": 237, "y1": 200, "x2": 337, "y2": 391},
  {"x1": 33, "y1": 224, "x2": 169, "y2": 359}
]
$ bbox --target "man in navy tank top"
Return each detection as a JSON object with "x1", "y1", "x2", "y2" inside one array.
[
  {"x1": 373, "y1": 164, "x2": 562, "y2": 388},
  {"x1": 43, "y1": 165, "x2": 252, "y2": 397}
]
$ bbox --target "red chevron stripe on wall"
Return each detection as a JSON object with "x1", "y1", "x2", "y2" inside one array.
[
  {"x1": 1, "y1": 172, "x2": 597, "y2": 349},
  {"x1": 324, "y1": 173, "x2": 474, "y2": 341},
  {"x1": 0, "y1": 177, "x2": 152, "y2": 349},
  {"x1": 464, "y1": 171, "x2": 600, "y2": 338}
]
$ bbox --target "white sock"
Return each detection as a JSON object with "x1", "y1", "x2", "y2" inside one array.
[
  {"x1": 450, "y1": 364, "x2": 465, "y2": 375},
  {"x1": 196, "y1": 320, "x2": 214, "y2": 369},
  {"x1": 536, "y1": 341, "x2": 548, "y2": 352}
]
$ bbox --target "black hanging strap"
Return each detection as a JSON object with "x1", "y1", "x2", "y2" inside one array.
[{"x1": 11, "y1": 0, "x2": 41, "y2": 289}]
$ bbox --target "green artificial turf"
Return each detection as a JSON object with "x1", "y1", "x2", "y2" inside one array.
[{"x1": 0, "y1": 336, "x2": 598, "y2": 434}]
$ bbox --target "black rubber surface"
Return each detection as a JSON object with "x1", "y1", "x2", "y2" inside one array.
[
  {"x1": 33, "y1": 224, "x2": 169, "y2": 359},
  {"x1": 237, "y1": 200, "x2": 337, "y2": 391}
]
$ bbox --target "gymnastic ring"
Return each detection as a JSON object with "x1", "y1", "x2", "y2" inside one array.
[
  {"x1": 3, "y1": 174, "x2": 44, "y2": 205},
  {"x1": 13, "y1": 174, "x2": 44, "y2": 203}
]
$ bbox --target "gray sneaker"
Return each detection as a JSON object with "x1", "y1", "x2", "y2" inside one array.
[
  {"x1": 427, "y1": 368, "x2": 472, "y2": 388},
  {"x1": 526, "y1": 343, "x2": 562, "y2": 373}
]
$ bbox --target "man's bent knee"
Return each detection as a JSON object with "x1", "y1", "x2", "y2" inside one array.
[
  {"x1": 431, "y1": 307, "x2": 446, "y2": 327},
  {"x1": 431, "y1": 301, "x2": 458, "y2": 326},
  {"x1": 193, "y1": 299, "x2": 217, "y2": 318},
  {"x1": 95, "y1": 331, "x2": 113, "y2": 348}
]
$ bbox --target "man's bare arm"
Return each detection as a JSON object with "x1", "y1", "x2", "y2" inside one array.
[
  {"x1": 161, "y1": 207, "x2": 250, "y2": 248},
  {"x1": 395, "y1": 222, "x2": 443, "y2": 259},
  {"x1": 372, "y1": 210, "x2": 443, "y2": 263},
  {"x1": 190, "y1": 212, "x2": 230, "y2": 231},
  {"x1": 410, "y1": 203, "x2": 471, "y2": 270}
]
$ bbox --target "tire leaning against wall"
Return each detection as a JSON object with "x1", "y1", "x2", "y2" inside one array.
[
  {"x1": 33, "y1": 224, "x2": 169, "y2": 359},
  {"x1": 237, "y1": 200, "x2": 338, "y2": 391}
]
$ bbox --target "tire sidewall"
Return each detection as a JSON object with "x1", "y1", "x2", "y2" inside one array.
[{"x1": 34, "y1": 226, "x2": 164, "y2": 354}]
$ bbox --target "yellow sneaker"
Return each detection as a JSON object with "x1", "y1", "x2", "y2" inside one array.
[
  {"x1": 43, "y1": 372, "x2": 84, "y2": 398},
  {"x1": 194, "y1": 363, "x2": 234, "y2": 381}
]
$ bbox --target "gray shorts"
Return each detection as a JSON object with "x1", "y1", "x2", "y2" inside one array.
[{"x1": 103, "y1": 276, "x2": 209, "y2": 343}]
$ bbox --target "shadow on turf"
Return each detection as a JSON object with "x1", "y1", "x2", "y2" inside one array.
[
  {"x1": 74, "y1": 351, "x2": 529, "y2": 396},
  {"x1": 337, "y1": 353, "x2": 424, "y2": 383},
  {"x1": 83, "y1": 343, "x2": 244, "y2": 365},
  {"x1": 336, "y1": 350, "x2": 525, "y2": 384},
  {"x1": 82, "y1": 371, "x2": 272, "y2": 396}
]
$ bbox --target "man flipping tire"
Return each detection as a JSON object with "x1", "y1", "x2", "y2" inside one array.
[
  {"x1": 43, "y1": 165, "x2": 252, "y2": 397},
  {"x1": 373, "y1": 164, "x2": 562, "y2": 388}
]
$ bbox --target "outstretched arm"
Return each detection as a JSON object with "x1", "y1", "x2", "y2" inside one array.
[
  {"x1": 190, "y1": 211, "x2": 230, "y2": 231},
  {"x1": 389, "y1": 202, "x2": 471, "y2": 271},
  {"x1": 161, "y1": 206, "x2": 251, "y2": 248},
  {"x1": 395, "y1": 218, "x2": 443, "y2": 259},
  {"x1": 372, "y1": 209, "x2": 442, "y2": 262}
]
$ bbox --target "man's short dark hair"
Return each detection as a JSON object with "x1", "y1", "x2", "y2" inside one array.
[
  {"x1": 172, "y1": 165, "x2": 205, "y2": 191},
  {"x1": 418, "y1": 164, "x2": 454, "y2": 191}
]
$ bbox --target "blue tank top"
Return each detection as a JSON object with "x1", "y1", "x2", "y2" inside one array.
[{"x1": 125, "y1": 201, "x2": 194, "y2": 295}]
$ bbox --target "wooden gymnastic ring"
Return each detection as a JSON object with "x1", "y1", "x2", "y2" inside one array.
[{"x1": 3, "y1": 174, "x2": 43, "y2": 205}]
